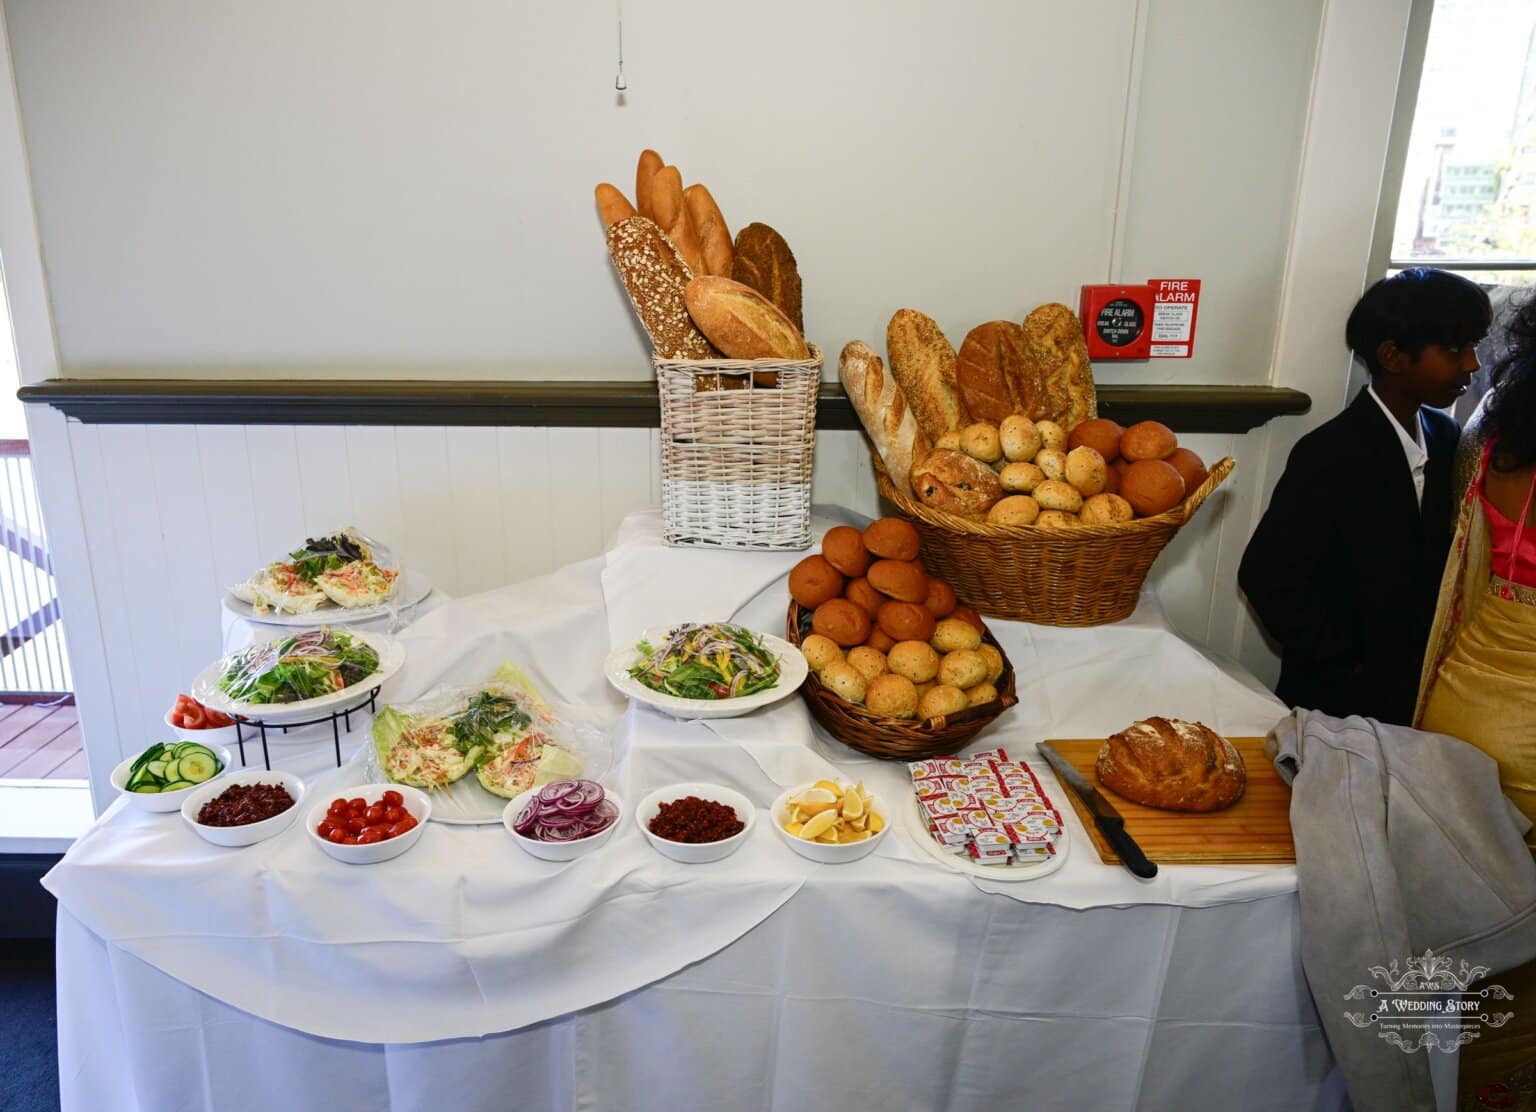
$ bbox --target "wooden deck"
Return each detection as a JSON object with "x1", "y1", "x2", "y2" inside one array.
[{"x1": 0, "y1": 700, "x2": 84, "y2": 780}]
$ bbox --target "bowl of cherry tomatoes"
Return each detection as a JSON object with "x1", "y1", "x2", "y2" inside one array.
[
  {"x1": 307, "y1": 784, "x2": 431, "y2": 865},
  {"x1": 165, "y1": 693, "x2": 242, "y2": 747}
]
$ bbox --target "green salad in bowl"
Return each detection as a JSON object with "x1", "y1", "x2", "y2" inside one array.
[{"x1": 217, "y1": 628, "x2": 380, "y2": 705}]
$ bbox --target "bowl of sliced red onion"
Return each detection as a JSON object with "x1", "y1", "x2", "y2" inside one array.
[{"x1": 503, "y1": 778, "x2": 623, "y2": 861}]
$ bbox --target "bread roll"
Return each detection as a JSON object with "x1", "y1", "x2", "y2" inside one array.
[
  {"x1": 821, "y1": 525, "x2": 872, "y2": 577},
  {"x1": 1096, "y1": 717, "x2": 1246, "y2": 812},
  {"x1": 876, "y1": 599, "x2": 936, "y2": 643},
  {"x1": 1121, "y1": 421, "x2": 1178, "y2": 462},
  {"x1": 1068, "y1": 418, "x2": 1124, "y2": 463},
  {"x1": 923, "y1": 577, "x2": 957, "y2": 618},
  {"x1": 954, "y1": 321, "x2": 1025, "y2": 424},
  {"x1": 845, "y1": 576, "x2": 884, "y2": 618},
  {"x1": 846, "y1": 645, "x2": 888, "y2": 684},
  {"x1": 799, "y1": 634, "x2": 842, "y2": 672},
  {"x1": 931, "y1": 617, "x2": 982, "y2": 653},
  {"x1": 863, "y1": 517, "x2": 921, "y2": 561},
  {"x1": 867, "y1": 673, "x2": 918, "y2": 719},
  {"x1": 1035, "y1": 420, "x2": 1068, "y2": 452},
  {"x1": 840, "y1": 341, "x2": 922, "y2": 498},
  {"x1": 732, "y1": 223, "x2": 803, "y2": 332},
  {"x1": 948, "y1": 605, "x2": 985, "y2": 634},
  {"x1": 938, "y1": 649, "x2": 988, "y2": 689},
  {"x1": 987, "y1": 494, "x2": 1040, "y2": 525},
  {"x1": 649, "y1": 165, "x2": 707, "y2": 277},
  {"x1": 1079, "y1": 492, "x2": 1134, "y2": 524},
  {"x1": 684, "y1": 277, "x2": 810, "y2": 360},
  {"x1": 910, "y1": 449, "x2": 1003, "y2": 519},
  {"x1": 918, "y1": 684, "x2": 968, "y2": 720},
  {"x1": 965, "y1": 682, "x2": 999, "y2": 707},
  {"x1": 1000, "y1": 415, "x2": 1043, "y2": 462},
  {"x1": 594, "y1": 183, "x2": 637, "y2": 230},
  {"x1": 865, "y1": 627, "x2": 897, "y2": 653},
  {"x1": 1034, "y1": 509, "x2": 1079, "y2": 528},
  {"x1": 935, "y1": 431, "x2": 962, "y2": 452},
  {"x1": 1033, "y1": 480, "x2": 1083, "y2": 513},
  {"x1": 1065, "y1": 445, "x2": 1108, "y2": 496},
  {"x1": 887, "y1": 640, "x2": 940, "y2": 683},
  {"x1": 1165, "y1": 447, "x2": 1209, "y2": 493},
  {"x1": 976, "y1": 643, "x2": 1004, "y2": 684},
  {"x1": 867, "y1": 559, "x2": 928, "y2": 603},
  {"x1": 788, "y1": 554, "x2": 843, "y2": 608},
  {"x1": 1022, "y1": 303, "x2": 1097, "y2": 428},
  {"x1": 888, "y1": 309, "x2": 966, "y2": 442},
  {"x1": 821, "y1": 660, "x2": 867, "y2": 705},
  {"x1": 682, "y1": 183, "x2": 732, "y2": 277},
  {"x1": 999, "y1": 462, "x2": 1045, "y2": 493},
  {"x1": 634, "y1": 149, "x2": 664, "y2": 221},
  {"x1": 1120, "y1": 459, "x2": 1186, "y2": 517},
  {"x1": 1035, "y1": 449, "x2": 1067, "y2": 482},
  {"x1": 960, "y1": 422, "x2": 1003, "y2": 463},
  {"x1": 812, "y1": 598, "x2": 872, "y2": 647},
  {"x1": 606, "y1": 217, "x2": 719, "y2": 360}
]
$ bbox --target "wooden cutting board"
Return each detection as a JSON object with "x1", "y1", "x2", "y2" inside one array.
[{"x1": 1042, "y1": 738, "x2": 1294, "y2": 865}]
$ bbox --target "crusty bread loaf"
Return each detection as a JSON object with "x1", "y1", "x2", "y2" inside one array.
[
  {"x1": 955, "y1": 321, "x2": 1025, "y2": 424},
  {"x1": 888, "y1": 309, "x2": 967, "y2": 443},
  {"x1": 840, "y1": 340, "x2": 922, "y2": 496},
  {"x1": 1096, "y1": 717, "x2": 1246, "y2": 812},
  {"x1": 683, "y1": 184, "x2": 732, "y2": 277},
  {"x1": 649, "y1": 166, "x2": 707, "y2": 277},
  {"x1": 606, "y1": 216, "x2": 718, "y2": 360},
  {"x1": 684, "y1": 276, "x2": 809, "y2": 360},
  {"x1": 634, "y1": 149, "x2": 664, "y2": 221},
  {"x1": 594, "y1": 183, "x2": 636, "y2": 230},
  {"x1": 732, "y1": 223, "x2": 803, "y2": 332},
  {"x1": 1022, "y1": 303, "x2": 1097, "y2": 428},
  {"x1": 909, "y1": 449, "x2": 1003, "y2": 519}
]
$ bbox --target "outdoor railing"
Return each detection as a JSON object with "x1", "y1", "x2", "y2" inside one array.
[{"x1": 0, "y1": 440, "x2": 70, "y2": 695}]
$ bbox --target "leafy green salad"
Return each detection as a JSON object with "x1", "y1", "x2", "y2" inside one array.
[
  {"x1": 628, "y1": 623, "x2": 781, "y2": 700},
  {"x1": 217, "y1": 628, "x2": 380, "y2": 705}
]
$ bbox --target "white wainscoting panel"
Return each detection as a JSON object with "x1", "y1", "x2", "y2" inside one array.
[{"x1": 59, "y1": 420, "x2": 1269, "y2": 803}]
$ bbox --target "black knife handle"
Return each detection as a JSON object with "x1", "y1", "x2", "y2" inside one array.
[{"x1": 1097, "y1": 817, "x2": 1158, "y2": 878}]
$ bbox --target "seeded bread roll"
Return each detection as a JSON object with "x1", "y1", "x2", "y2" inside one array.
[
  {"x1": 954, "y1": 321, "x2": 1025, "y2": 424},
  {"x1": 684, "y1": 276, "x2": 809, "y2": 360},
  {"x1": 910, "y1": 449, "x2": 1003, "y2": 519},
  {"x1": 732, "y1": 223, "x2": 803, "y2": 332},
  {"x1": 606, "y1": 217, "x2": 718, "y2": 360},
  {"x1": 1022, "y1": 303, "x2": 1097, "y2": 428},
  {"x1": 888, "y1": 309, "x2": 966, "y2": 443},
  {"x1": 840, "y1": 340, "x2": 924, "y2": 497},
  {"x1": 683, "y1": 183, "x2": 733, "y2": 277},
  {"x1": 1096, "y1": 717, "x2": 1246, "y2": 812}
]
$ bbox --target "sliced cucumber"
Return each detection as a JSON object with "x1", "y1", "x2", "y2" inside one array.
[
  {"x1": 132, "y1": 783, "x2": 161, "y2": 794},
  {"x1": 162, "y1": 759, "x2": 181, "y2": 782},
  {"x1": 177, "y1": 743, "x2": 215, "y2": 762},
  {"x1": 162, "y1": 780, "x2": 195, "y2": 792},
  {"x1": 146, "y1": 760, "x2": 167, "y2": 779},
  {"x1": 178, "y1": 752, "x2": 218, "y2": 783}
]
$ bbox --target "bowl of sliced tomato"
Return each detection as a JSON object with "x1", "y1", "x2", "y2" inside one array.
[{"x1": 165, "y1": 693, "x2": 242, "y2": 747}]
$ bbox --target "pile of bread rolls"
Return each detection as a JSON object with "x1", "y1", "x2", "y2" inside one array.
[
  {"x1": 840, "y1": 305, "x2": 1207, "y2": 526},
  {"x1": 597, "y1": 150, "x2": 811, "y2": 366},
  {"x1": 789, "y1": 518, "x2": 1005, "y2": 720}
]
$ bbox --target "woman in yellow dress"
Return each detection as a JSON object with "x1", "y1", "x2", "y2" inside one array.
[{"x1": 1417, "y1": 292, "x2": 1536, "y2": 1110}]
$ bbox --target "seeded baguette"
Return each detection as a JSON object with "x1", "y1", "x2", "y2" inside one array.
[
  {"x1": 606, "y1": 216, "x2": 719, "y2": 360},
  {"x1": 887, "y1": 309, "x2": 967, "y2": 444}
]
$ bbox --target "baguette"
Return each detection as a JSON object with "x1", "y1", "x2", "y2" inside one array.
[
  {"x1": 606, "y1": 216, "x2": 718, "y2": 360},
  {"x1": 731, "y1": 223, "x2": 803, "y2": 332},
  {"x1": 634, "y1": 149, "x2": 664, "y2": 221},
  {"x1": 683, "y1": 184, "x2": 733, "y2": 277},
  {"x1": 649, "y1": 166, "x2": 707, "y2": 277},
  {"x1": 954, "y1": 321, "x2": 1026, "y2": 424},
  {"x1": 594, "y1": 183, "x2": 637, "y2": 230},
  {"x1": 839, "y1": 340, "x2": 922, "y2": 496},
  {"x1": 684, "y1": 276, "x2": 809, "y2": 360},
  {"x1": 886, "y1": 309, "x2": 966, "y2": 443},
  {"x1": 1022, "y1": 303, "x2": 1097, "y2": 428}
]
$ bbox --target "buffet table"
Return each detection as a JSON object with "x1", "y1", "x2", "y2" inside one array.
[{"x1": 45, "y1": 509, "x2": 1349, "y2": 1111}]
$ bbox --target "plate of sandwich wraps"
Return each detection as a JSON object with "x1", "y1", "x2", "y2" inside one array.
[
  {"x1": 223, "y1": 527, "x2": 432, "y2": 626},
  {"x1": 365, "y1": 662, "x2": 613, "y2": 825}
]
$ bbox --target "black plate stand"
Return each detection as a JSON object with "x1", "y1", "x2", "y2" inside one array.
[{"x1": 232, "y1": 687, "x2": 382, "y2": 770}]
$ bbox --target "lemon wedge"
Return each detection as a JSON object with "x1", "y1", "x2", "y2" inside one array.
[
  {"x1": 868, "y1": 812, "x2": 885, "y2": 834},
  {"x1": 792, "y1": 787, "x2": 837, "y2": 806},
  {"x1": 784, "y1": 821, "x2": 804, "y2": 837},
  {"x1": 814, "y1": 779, "x2": 843, "y2": 794},
  {"x1": 799, "y1": 809, "x2": 839, "y2": 841},
  {"x1": 841, "y1": 791, "x2": 865, "y2": 820}
]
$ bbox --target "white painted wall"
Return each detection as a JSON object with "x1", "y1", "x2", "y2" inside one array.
[{"x1": 0, "y1": 0, "x2": 1428, "y2": 809}]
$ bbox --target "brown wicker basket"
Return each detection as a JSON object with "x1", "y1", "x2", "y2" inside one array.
[
  {"x1": 786, "y1": 602, "x2": 1018, "y2": 761},
  {"x1": 874, "y1": 455, "x2": 1235, "y2": 627}
]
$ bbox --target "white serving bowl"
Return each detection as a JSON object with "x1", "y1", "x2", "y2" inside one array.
[
  {"x1": 306, "y1": 783, "x2": 431, "y2": 865},
  {"x1": 635, "y1": 781, "x2": 755, "y2": 864},
  {"x1": 503, "y1": 785, "x2": 624, "y2": 862},
  {"x1": 180, "y1": 770, "x2": 306, "y2": 848},
  {"x1": 110, "y1": 745, "x2": 235, "y2": 814},
  {"x1": 163, "y1": 709, "x2": 244, "y2": 749},
  {"x1": 770, "y1": 781, "x2": 890, "y2": 864}
]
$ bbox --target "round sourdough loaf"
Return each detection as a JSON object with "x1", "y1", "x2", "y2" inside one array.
[{"x1": 1095, "y1": 717, "x2": 1246, "y2": 812}]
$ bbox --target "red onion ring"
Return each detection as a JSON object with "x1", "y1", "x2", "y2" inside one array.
[{"x1": 514, "y1": 780, "x2": 617, "y2": 842}]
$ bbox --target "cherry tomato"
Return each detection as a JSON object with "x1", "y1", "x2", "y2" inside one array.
[
  {"x1": 384, "y1": 806, "x2": 404, "y2": 824},
  {"x1": 317, "y1": 821, "x2": 335, "y2": 838},
  {"x1": 342, "y1": 817, "x2": 363, "y2": 834},
  {"x1": 382, "y1": 790, "x2": 403, "y2": 807},
  {"x1": 326, "y1": 827, "x2": 349, "y2": 844},
  {"x1": 348, "y1": 798, "x2": 366, "y2": 811},
  {"x1": 328, "y1": 797, "x2": 348, "y2": 812},
  {"x1": 182, "y1": 705, "x2": 206, "y2": 728},
  {"x1": 357, "y1": 829, "x2": 385, "y2": 844},
  {"x1": 365, "y1": 804, "x2": 385, "y2": 824}
]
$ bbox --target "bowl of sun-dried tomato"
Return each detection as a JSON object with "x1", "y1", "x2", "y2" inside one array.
[
  {"x1": 180, "y1": 770, "x2": 306, "y2": 848},
  {"x1": 636, "y1": 782, "x2": 756, "y2": 864}
]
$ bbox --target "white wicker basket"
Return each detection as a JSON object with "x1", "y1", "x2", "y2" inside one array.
[{"x1": 654, "y1": 346, "x2": 822, "y2": 550}]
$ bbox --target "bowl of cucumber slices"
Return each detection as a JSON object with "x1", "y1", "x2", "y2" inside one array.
[{"x1": 111, "y1": 740, "x2": 233, "y2": 813}]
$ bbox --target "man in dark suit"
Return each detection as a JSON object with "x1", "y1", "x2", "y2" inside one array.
[{"x1": 1239, "y1": 269, "x2": 1491, "y2": 726}]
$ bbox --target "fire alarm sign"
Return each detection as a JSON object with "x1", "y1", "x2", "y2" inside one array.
[
  {"x1": 1148, "y1": 278, "x2": 1201, "y2": 358},
  {"x1": 1079, "y1": 284, "x2": 1154, "y2": 359}
]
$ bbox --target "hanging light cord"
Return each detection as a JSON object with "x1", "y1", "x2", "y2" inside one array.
[{"x1": 615, "y1": 0, "x2": 627, "y2": 91}]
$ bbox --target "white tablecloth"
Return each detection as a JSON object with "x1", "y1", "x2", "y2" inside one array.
[{"x1": 48, "y1": 509, "x2": 1350, "y2": 1111}]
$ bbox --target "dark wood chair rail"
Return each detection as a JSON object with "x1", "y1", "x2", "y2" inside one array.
[{"x1": 18, "y1": 379, "x2": 1310, "y2": 434}]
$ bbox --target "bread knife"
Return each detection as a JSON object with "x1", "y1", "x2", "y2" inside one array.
[{"x1": 1037, "y1": 743, "x2": 1158, "y2": 879}]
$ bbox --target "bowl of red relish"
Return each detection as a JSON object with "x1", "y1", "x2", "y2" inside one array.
[
  {"x1": 635, "y1": 782, "x2": 755, "y2": 864},
  {"x1": 180, "y1": 770, "x2": 306, "y2": 848}
]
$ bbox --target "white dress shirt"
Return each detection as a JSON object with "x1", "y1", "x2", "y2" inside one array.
[{"x1": 1367, "y1": 383, "x2": 1429, "y2": 504}]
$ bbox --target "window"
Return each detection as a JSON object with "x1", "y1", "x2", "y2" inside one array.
[{"x1": 1390, "y1": 0, "x2": 1536, "y2": 285}]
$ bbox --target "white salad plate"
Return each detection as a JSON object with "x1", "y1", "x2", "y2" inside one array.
[
  {"x1": 603, "y1": 625, "x2": 808, "y2": 720},
  {"x1": 222, "y1": 568, "x2": 433, "y2": 628},
  {"x1": 181, "y1": 769, "x2": 307, "y2": 847},
  {"x1": 190, "y1": 630, "x2": 406, "y2": 725},
  {"x1": 111, "y1": 745, "x2": 235, "y2": 814},
  {"x1": 901, "y1": 792, "x2": 1070, "y2": 882}
]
